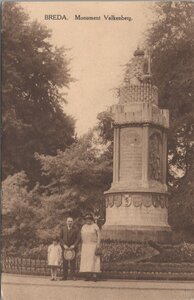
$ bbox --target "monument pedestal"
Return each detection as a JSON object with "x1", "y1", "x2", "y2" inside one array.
[
  {"x1": 101, "y1": 190, "x2": 171, "y2": 242},
  {"x1": 102, "y1": 49, "x2": 171, "y2": 243}
]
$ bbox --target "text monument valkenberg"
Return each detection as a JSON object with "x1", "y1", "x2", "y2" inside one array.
[{"x1": 102, "y1": 48, "x2": 171, "y2": 242}]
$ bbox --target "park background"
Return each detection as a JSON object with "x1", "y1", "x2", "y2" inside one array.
[{"x1": 2, "y1": 1, "x2": 194, "y2": 271}]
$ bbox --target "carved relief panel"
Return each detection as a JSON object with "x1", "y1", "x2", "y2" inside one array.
[{"x1": 149, "y1": 132, "x2": 162, "y2": 182}]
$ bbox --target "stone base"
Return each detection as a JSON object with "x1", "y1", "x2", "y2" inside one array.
[{"x1": 101, "y1": 225, "x2": 172, "y2": 243}]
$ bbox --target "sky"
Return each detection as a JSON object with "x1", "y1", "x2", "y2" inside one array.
[{"x1": 21, "y1": 1, "x2": 152, "y2": 136}]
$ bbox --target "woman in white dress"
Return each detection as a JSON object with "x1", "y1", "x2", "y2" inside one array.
[{"x1": 79, "y1": 213, "x2": 101, "y2": 281}]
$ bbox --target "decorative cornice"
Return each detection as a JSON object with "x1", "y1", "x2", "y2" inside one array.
[
  {"x1": 113, "y1": 122, "x2": 168, "y2": 131},
  {"x1": 105, "y1": 193, "x2": 168, "y2": 209}
]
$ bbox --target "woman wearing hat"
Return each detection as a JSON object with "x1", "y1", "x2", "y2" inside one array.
[{"x1": 79, "y1": 213, "x2": 101, "y2": 281}]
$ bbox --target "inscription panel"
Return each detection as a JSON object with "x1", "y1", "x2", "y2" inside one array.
[{"x1": 119, "y1": 128, "x2": 142, "y2": 181}]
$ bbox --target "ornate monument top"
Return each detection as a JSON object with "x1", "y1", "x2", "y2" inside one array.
[
  {"x1": 124, "y1": 47, "x2": 151, "y2": 86},
  {"x1": 118, "y1": 47, "x2": 157, "y2": 105},
  {"x1": 110, "y1": 47, "x2": 169, "y2": 128}
]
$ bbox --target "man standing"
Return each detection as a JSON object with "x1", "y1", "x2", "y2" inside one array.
[{"x1": 60, "y1": 217, "x2": 80, "y2": 280}]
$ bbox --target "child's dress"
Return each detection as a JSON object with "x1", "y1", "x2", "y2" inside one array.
[{"x1": 48, "y1": 244, "x2": 62, "y2": 266}]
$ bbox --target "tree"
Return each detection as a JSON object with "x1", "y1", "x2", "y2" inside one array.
[
  {"x1": 2, "y1": 172, "x2": 41, "y2": 253},
  {"x1": 169, "y1": 159, "x2": 194, "y2": 230},
  {"x1": 145, "y1": 2, "x2": 194, "y2": 181},
  {"x1": 142, "y1": 2, "x2": 194, "y2": 230},
  {"x1": 35, "y1": 131, "x2": 112, "y2": 239},
  {"x1": 2, "y1": 2, "x2": 75, "y2": 183}
]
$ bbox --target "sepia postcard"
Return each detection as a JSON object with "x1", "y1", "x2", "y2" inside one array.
[{"x1": 1, "y1": 1, "x2": 194, "y2": 300}]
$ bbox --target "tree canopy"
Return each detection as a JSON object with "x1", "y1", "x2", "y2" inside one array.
[
  {"x1": 2, "y1": 2, "x2": 75, "y2": 183},
  {"x1": 146, "y1": 2, "x2": 194, "y2": 179},
  {"x1": 146, "y1": 2, "x2": 194, "y2": 229},
  {"x1": 35, "y1": 130, "x2": 112, "y2": 236},
  {"x1": 2, "y1": 172, "x2": 40, "y2": 252}
]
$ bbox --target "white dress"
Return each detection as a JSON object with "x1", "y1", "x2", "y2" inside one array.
[
  {"x1": 48, "y1": 244, "x2": 62, "y2": 266},
  {"x1": 79, "y1": 223, "x2": 101, "y2": 273}
]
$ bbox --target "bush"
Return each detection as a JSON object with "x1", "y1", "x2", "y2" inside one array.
[
  {"x1": 3, "y1": 240, "x2": 151, "y2": 262},
  {"x1": 151, "y1": 242, "x2": 194, "y2": 263},
  {"x1": 3, "y1": 244, "x2": 48, "y2": 259},
  {"x1": 101, "y1": 240, "x2": 149, "y2": 263},
  {"x1": 3, "y1": 239, "x2": 194, "y2": 264}
]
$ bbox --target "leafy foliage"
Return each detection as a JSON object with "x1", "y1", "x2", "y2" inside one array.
[
  {"x1": 2, "y1": 172, "x2": 41, "y2": 250},
  {"x1": 33, "y1": 131, "x2": 112, "y2": 240},
  {"x1": 101, "y1": 240, "x2": 148, "y2": 263},
  {"x1": 101, "y1": 241, "x2": 194, "y2": 264},
  {"x1": 2, "y1": 2, "x2": 75, "y2": 183},
  {"x1": 169, "y1": 161, "x2": 194, "y2": 230},
  {"x1": 150, "y1": 242, "x2": 194, "y2": 263},
  {"x1": 2, "y1": 112, "x2": 113, "y2": 251},
  {"x1": 146, "y1": 2, "x2": 194, "y2": 181},
  {"x1": 144, "y1": 2, "x2": 194, "y2": 229}
]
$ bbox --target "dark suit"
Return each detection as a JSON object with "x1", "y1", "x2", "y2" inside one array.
[{"x1": 60, "y1": 225, "x2": 80, "y2": 278}]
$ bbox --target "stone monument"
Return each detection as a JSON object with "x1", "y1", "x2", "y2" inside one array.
[{"x1": 102, "y1": 48, "x2": 171, "y2": 242}]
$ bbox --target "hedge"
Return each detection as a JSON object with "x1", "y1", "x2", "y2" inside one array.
[{"x1": 3, "y1": 241, "x2": 194, "y2": 264}]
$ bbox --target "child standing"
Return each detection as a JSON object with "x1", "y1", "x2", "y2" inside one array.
[{"x1": 48, "y1": 236, "x2": 62, "y2": 281}]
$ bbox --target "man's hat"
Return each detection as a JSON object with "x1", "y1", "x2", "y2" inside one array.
[{"x1": 63, "y1": 249, "x2": 75, "y2": 261}]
